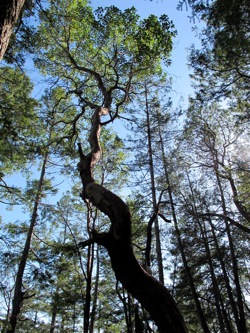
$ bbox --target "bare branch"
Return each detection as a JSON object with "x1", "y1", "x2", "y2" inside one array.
[{"x1": 197, "y1": 212, "x2": 250, "y2": 234}]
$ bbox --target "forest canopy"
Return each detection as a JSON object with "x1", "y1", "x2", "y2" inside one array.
[{"x1": 0, "y1": 0, "x2": 249, "y2": 332}]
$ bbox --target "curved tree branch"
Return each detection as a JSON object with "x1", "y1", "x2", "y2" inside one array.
[{"x1": 196, "y1": 212, "x2": 250, "y2": 234}]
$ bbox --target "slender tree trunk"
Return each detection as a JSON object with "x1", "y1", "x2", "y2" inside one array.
[
  {"x1": 186, "y1": 171, "x2": 228, "y2": 333},
  {"x1": 73, "y1": 302, "x2": 76, "y2": 333},
  {"x1": 170, "y1": 196, "x2": 210, "y2": 333},
  {"x1": 134, "y1": 303, "x2": 144, "y2": 333},
  {"x1": 6, "y1": 153, "x2": 48, "y2": 333},
  {"x1": 128, "y1": 293, "x2": 133, "y2": 331},
  {"x1": 0, "y1": 0, "x2": 26, "y2": 60},
  {"x1": 199, "y1": 218, "x2": 232, "y2": 333},
  {"x1": 1, "y1": 294, "x2": 11, "y2": 333},
  {"x1": 84, "y1": 204, "x2": 95, "y2": 333},
  {"x1": 144, "y1": 82, "x2": 164, "y2": 284},
  {"x1": 215, "y1": 171, "x2": 247, "y2": 333},
  {"x1": 89, "y1": 245, "x2": 99, "y2": 333},
  {"x1": 33, "y1": 311, "x2": 37, "y2": 326},
  {"x1": 49, "y1": 302, "x2": 58, "y2": 333},
  {"x1": 206, "y1": 213, "x2": 240, "y2": 331},
  {"x1": 157, "y1": 119, "x2": 210, "y2": 333},
  {"x1": 83, "y1": 243, "x2": 94, "y2": 333},
  {"x1": 117, "y1": 287, "x2": 133, "y2": 333},
  {"x1": 49, "y1": 223, "x2": 70, "y2": 333}
]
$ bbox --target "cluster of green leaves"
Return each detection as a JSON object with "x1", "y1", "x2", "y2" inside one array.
[
  {"x1": 135, "y1": 13, "x2": 176, "y2": 67},
  {"x1": 0, "y1": 67, "x2": 40, "y2": 174},
  {"x1": 182, "y1": 0, "x2": 250, "y2": 120}
]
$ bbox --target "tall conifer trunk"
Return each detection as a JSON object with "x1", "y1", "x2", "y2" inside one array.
[
  {"x1": 49, "y1": 302, "x2": 58, "y2": 333},
  {"x1": 89, "y1": 245, "x2": 99, "y2": 333},
  {"x1": 7, "y1": 153, "x2": 48, "y2": 333},
  {"x1": 199, "y1": 217, "x2": 233, "y2": 332},
  {"x1": 144, "y1": 82, "x2": 164, "y2": 284},
  {"x1": 84, "y1": 204, "x2": 95, "y2": 333},
  {"x1": 214, "y1": 171, "x2": 247, "y2": 333},
  {"x1": 157, "y1": 120, "x2": 210, "y2": 333},
  {"x1": 206, "y1": 213, "x2": 240, "y2": 330}
]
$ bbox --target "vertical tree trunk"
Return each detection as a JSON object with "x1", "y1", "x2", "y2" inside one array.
[
  {"x1": 206, "y1": 213, "x2": 240, "y2": 330},
  {"x1": 185, "y1": 172, "x2": 231, "y2": 333},
  {"x1": 83, "y1": 243, "x2": 94, "y2": 333},
  {"x1": 89, "y1": 245, "x2": 99, "y2": 333},
  {"x1": 49, "y1": 302, "x2": 58, "y2": 333},
  {"x1": 144, "y1": 82, "x2": 164, "y2": 284},
  {"x1": 117, "y1": 287, "x2": 133, "y2": 333},
  {"x1": 73, "y1": 302, "x2": 76, "y2": 333},
  {"x1": 0, "y1": 0, "x2": 26, "y2": 60},
  {"x1": 84, "y1": 204, "x2": 95, "y2": 333},
  {"x1": 170, "y1": 194, "x2": 210, "y2": 333},
  {"x1": 198, "y1": 216, "x2": 232, "y2": 332},
  {"x1": 7, "y1": 153, "x2": 48, "y2": 333},
  {"x1": 215, "y1": 171, "x2": 247, "y2": 333},
  {"x1": 157, "y1": 123, "x2": 210, "y2": 333},
  {"x1": 1, "y1": 300, "x2": 11, "y2": 333}
]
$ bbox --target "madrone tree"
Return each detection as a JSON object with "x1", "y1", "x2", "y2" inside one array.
[
  {"x1": 0, "y1": 0, "x2": 27, "y2": 60},
  {"x1": 34, "y1": 1, "x2": 187, "y2": 331}
]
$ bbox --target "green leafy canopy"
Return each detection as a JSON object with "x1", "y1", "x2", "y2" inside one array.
[
  {"x1": 0, "y1": 67, "x2": 40, "y2": 174},
  {"x1": 34, "y1": 0, "x2": 176, "y2": 108}
]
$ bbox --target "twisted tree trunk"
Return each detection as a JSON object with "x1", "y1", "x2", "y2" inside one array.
[{"x1": 78, "y1": 107, "x2": 188, "y2": 333}]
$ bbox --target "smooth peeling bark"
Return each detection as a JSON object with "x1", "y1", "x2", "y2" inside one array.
[
  {"x1": 94, "y1": 231, "x2": 188, "y2": 333},
  {"x1": 78, "y1": 107, "x2": 188, "y2": 333}
]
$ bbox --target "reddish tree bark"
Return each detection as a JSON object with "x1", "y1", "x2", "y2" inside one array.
[
  {"x1": 0, "y1": 0, "x2": 26, "y2": 60},
  {"x1": 78, "y1": 107, "x2": 188, "y2": 333}
]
